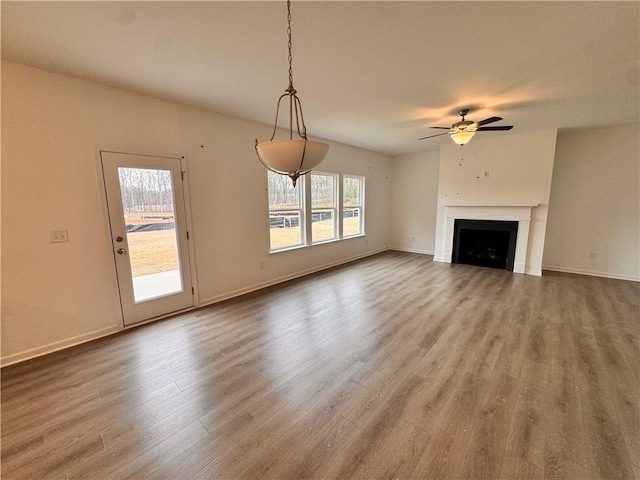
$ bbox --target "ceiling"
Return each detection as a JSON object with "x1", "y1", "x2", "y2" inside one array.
[{"x1": 2, "y1": 1, "x2": 638, "y2": 156}]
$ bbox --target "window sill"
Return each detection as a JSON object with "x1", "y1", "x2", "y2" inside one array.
[{"x1": 269, "y1": 234, "x2": 366, "y2": 255}]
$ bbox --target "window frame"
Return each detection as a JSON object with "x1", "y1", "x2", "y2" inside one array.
[
  {"x1": 267, "y1": 170, "x2": 305, "y2": 252},
  {"x1": 342, "y1": 174, "x2": 365, "y2": 238},
  {"x1": 267, "y1": 171, "x2": 365, "y2": 254},
  {"x1": 310, "y1": 172, "x2": 338, "y2": 245}
]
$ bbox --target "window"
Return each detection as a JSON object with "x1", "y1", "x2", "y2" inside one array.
[
  {"x1": 267, "y1": 171, "x2": 365, "y2": 252},
  {"x1": 311, "y1": 173, "x2": 337, "y2": 243},
  {"x1": 268, "y1": 171, "x2": 303, "y2": 250},
  {"x1": 343, "y1": 175, "x2": 364, "y2": 237}
]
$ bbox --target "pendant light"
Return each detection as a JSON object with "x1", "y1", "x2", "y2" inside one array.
[{"x1": 255, "y1": 0, "x2": 329, "y2": 187}]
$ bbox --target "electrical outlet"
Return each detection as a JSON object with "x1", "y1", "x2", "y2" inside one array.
[
  {"x1": 589, "y1": 252, "x2": 597, "y2": 260},
  {"x1": 259, "y1": 261, "x2": 265, "y2": 270},
  {"x1": 50, "y1": 230, "x2": 69, "y2": 243}
]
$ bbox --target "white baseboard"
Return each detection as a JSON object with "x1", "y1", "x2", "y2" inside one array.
[
  {"x1": 1, "y1": 325, "x2": 121, "y2": 367},
  {"x1": 525, "y1": 268, "x2": 543, "y2": 277},
  {"x1": 388, "y1": 246, "x2": 434, "y2": 255},
  {"x1": 542, "y1": 265, "x2": 640, "y2": 282},
  {"x1": 199, "y1": 247, "x2": 389, "y2": 307}
]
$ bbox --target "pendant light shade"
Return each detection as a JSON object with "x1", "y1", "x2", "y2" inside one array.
[
  {"x1": 255, "y1": 0, "x2": 328, "y2": 187},
  {"x1": 256, "y1": 139, "x2": 328, "y2": 177}
]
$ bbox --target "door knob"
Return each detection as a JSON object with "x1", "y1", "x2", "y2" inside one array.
[{"x1": 117, "y1": 248, "x2": 127, "y2": 255}]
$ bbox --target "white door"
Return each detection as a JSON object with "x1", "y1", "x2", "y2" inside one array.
[{"x1": 101, "y1": 151, "x2": 194, "y2": 326}]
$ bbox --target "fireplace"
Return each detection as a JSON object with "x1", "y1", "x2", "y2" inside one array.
[
  {"x1": 452, "y1": 219, "x2": 518, "y2": 271},
  {"x1": 436, "y1": 205, "x2": 538, "y2": 275}
]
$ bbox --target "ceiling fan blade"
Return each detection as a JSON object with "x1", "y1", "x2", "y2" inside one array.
[
  {"x1": 429, "y1": 126, "x2": 451, "y2": 130},
  {"x1": 476, "y1": 116, "x2": 502, "y2": 127},
  {"x1": 476, "y1": 126, "x2": 513, "y2": 131},
  {"x1": 418, "y1": 132, "x2": 450, "y2": 140}
]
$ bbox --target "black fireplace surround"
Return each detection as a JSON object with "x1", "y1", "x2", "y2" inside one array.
[{"x1": 452, "y1": 219, "x2": 518, "y2": 271}]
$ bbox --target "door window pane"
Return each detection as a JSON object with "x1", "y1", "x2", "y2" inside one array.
[{"x1": 118, "y1": 167, "x2": 183, "y2": 302}]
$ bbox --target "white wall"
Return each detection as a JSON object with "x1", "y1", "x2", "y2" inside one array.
[
  {"x1": 1, "y1": 61, "x2": 392, "y2": 365},
  {"x1": 543, "y1": 125, "x2": 640, "y2": 281},
  {"x1": 433, "y1": 129, "x2": 558, "y2": 275},
  {"x1": 388, "y1": 150, "x2": 439, "y2": 254}
]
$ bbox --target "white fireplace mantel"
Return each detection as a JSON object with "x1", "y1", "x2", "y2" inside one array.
[{"x1": 441, "y1": 204, "x2": 539, "y2": 274}]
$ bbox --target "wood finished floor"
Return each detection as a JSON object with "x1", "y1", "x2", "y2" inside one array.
[{"x1": 1, "y1": 251, "x2": 639, "y2": 480}]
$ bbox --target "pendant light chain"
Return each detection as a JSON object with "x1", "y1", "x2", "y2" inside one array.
[{"x1": 287, "y1": 0, "x2": 294, "y2": 89}]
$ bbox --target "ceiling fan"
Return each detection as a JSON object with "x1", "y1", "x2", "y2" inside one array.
[{"x1": 419, "y1": 109, "x2": 513, "y2": 145}]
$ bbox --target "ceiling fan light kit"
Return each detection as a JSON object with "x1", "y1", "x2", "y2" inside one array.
[
  {"x1": 255, "y1": 0, "x2": 329, "y2": 187},
  {"x1": 450, "y1": 130, "x2": 476, "y2": 145},
  {"x1": 419, "y1": 108, "x2": 513, "y2": 146}
]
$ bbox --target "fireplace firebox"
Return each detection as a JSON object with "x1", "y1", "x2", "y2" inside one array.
[{"x1": 452, "y1": 219, "x2": 518, "y2": 271}]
